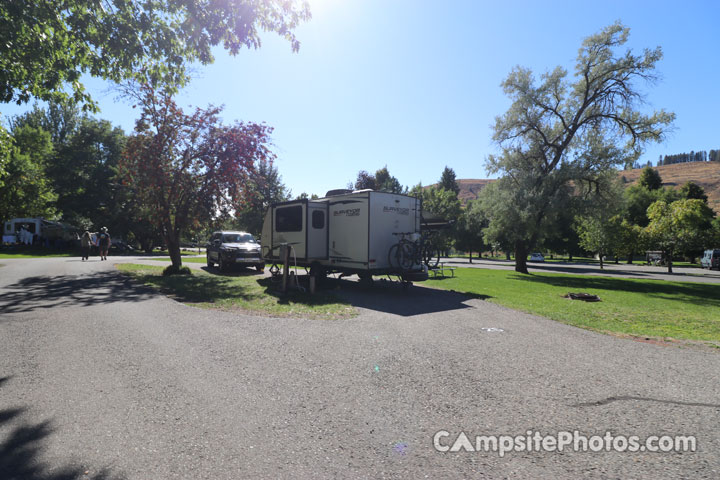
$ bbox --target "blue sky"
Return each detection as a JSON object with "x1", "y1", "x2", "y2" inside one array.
[{"x1": 3, "y1": 0, "x2": 719, "y2": 197}]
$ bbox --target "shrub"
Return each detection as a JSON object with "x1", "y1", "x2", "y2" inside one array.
[{"x1": 162, "y1": 264, "x2": 192, "y2": 276}]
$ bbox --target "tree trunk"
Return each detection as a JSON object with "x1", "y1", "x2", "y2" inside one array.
[
  {"x1": 469, "y1": 250, "x2": 473, "y2": 264},
  {"x1": 614, "y1": 254, "x2": 619, "y2": 264},
  {"x1": 506, "y1": 251, "x2": 511, "y2": 261},
  {"x1": 626, "y1": 251, "x2": 633, "y2": 264},
  {"x1": 167, "y1": 235, "x2": 183, "y2": 269},
  {"x1": 140, "y1": 238, "x2": 154, "y2": 253},
  {"x1": 568, "y1": 253, "x2": 573, "y2": 262},
  {"x1": 514, "y1": 241, "x2": 529, "y2": 274},
  {"x1": 599, "y1": 252, "x2": 604, "y2": 270},
  {"x1": 667, "y1": 251, "x2": 673, "y2": 274}
]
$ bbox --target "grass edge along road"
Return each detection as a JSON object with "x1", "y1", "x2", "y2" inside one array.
[
  {"x1": 426, "y1": 268, "x2": 720, "y2": 346},
  {"x1": 116, "y1": 263, "x2": 355, "y2": 320}
]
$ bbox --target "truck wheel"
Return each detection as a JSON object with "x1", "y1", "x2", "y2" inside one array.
[
  {"x1": 256, "y1": 264, "x2": 265, "y2": 273},
  {"x1": 219, "y1": 257, "x2": 228, "y2": 273}
]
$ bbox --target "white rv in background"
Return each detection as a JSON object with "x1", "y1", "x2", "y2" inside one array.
[{"x1": 261, "y1": 189, "x2": 428, "y2": 282}]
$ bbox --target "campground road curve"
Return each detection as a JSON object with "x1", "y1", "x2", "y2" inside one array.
[{"x1": 1, "y1": 257, "x2": 719, "y2": 479}]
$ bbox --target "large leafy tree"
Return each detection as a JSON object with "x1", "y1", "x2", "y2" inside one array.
[
  {"x1": 576, "y1": 215, "x2": 624, "y2": 269},
  {"x1": 351, "y1": 170, "x2": 377, "y2": 191},
  {"x1": 418, "y1": 186, "x2": 461, "y2": 253},
  {"x1": 645, "y1": 199, "x2": 714, "y2": 273},
  {"x1": 623, "y1": 184, "x2": 680, "y2": 228},
  {"x1": 9, "y1": 100, "x2": 82, "y2": 144},
  {"x1": 454, "y1": 199, "x2": 487, "y2": 262},
  {"x1": 480, "y1": 175, "x2": 575, "y2": 264},
  {"x1": 0, "y1": 124, "x2": 11, "y2": 187},
  {"x1": 485, "y1": 23, "x2": 674, "y2": 273},
  {"x1": 0, "y1": 125, "x2": 57, "y2": 220},
  {"x1": 350, "y1": 166, "x2": 404, "y2": 193},
  {"x1": 0, "y1": 0, "x2": 310, "y2": 110},
  {"x1": 119, "y1": 86, "x2": 275, "y2": 269},
  {"x1": 375, "y1": 166, "x2": 404, "y2": 194},
  {"x1": 52, "y1": 118, "x2": 127, "y2": 229},
  {"x1": 235, "y1": 158, "x2": 290, "y2": 235},
  {"x1": 10, "y1": 102, "x2": 132, "y2": 238}
]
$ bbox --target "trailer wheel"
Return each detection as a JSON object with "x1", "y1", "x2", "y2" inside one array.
[{"x1": 358, "y1": 272, "x2": 373, "y2": 287}]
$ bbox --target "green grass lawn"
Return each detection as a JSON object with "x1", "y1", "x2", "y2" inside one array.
[
  {"x1": 116, "y1": 264, "x2": 354, "y2": 319},
  {"x1": 426, "y1": 268, "x2": 720, "y2": 344},
  {"x1": 0, "y1": 248, "x2": 75, "y2": 258}
]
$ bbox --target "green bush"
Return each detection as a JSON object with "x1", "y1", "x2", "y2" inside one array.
[{"x1": 162, "y1": 264, "x2": 192, "y2": 276}]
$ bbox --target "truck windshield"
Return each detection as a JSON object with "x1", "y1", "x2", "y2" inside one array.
[{"x1": 223, "y1": 234, "x2": 256, "y2": 243}]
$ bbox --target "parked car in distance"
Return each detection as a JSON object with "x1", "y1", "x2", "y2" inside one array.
[
  {"x1": 206, "y1": 231, "x2": 264, "y2": 273},
  {"x1": 700, "y1": 249, "x2": 720, "y2": 270},
  {"x1": 110, "y1": 240, "x2": 135, "y2": 253},
  {"x1": 529, "y1": 252, "x2": 545, "y2": 262}
]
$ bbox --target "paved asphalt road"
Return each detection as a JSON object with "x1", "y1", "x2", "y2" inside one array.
[{"x1": 1, "y1": 257, "x2": 719, "y2": 479}]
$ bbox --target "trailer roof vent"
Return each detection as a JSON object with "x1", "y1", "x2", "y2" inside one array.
[
  {"x1": 352, "y1": 189, "x2": 373, "y2": 193},
  {"x1": 325, "y1": 189, "x2": 352, "y2": 197}
]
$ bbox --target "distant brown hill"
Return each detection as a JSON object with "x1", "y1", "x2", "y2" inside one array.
[
  {"x1": 620, "y1": 162, "x2": 720, "y2": 213},
  {"x1": 456, "y1": 179, "x2": 494, "y2": 204},
  {"x1": 427, "y1": 179, "x2": 495, "y2": 205},
  {"x1": 443, "y1": 162, "x2": 720, "y2": 212}
]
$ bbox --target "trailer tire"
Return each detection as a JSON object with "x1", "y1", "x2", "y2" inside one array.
[{"x1": 358, "y1": 272, "x2": 373, "y2": 287}]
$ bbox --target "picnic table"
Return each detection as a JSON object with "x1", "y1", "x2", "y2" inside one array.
[{"x1": 430, "y1": 262, "x2": 456, "y2": 278}]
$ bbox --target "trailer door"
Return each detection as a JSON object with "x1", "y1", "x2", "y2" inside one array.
[
  {"x1": 273, "y1": 202, "x2": 307, "y2": 259},
  {"x1": 307, "y1": 202, "x2": 328, "y2": 259}
]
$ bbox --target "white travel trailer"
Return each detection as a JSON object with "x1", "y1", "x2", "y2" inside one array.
[
  {"x1": 2, "y1": 217, "x2": 78, "y2": 244},
  {"x1": 261, "y1": 189, "x2": 428, "y2": 282}
]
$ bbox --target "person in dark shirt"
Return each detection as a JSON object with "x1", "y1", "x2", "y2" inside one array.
[
  {"x1": 80, "y1": 231, "x2": 92, "y2": 261},
  {"x1": 97, "y1": 227, "x2": 111, "y2": 261}
]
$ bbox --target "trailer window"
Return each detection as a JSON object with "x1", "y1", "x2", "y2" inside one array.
[
  {"x1": 311, "y1": 210, "x2": 325, "y2": 229},
  {"x1": 276, "y1": 206, "x2": 303, "y2": 232}
]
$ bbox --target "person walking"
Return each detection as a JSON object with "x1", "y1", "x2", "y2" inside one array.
[
  {"x1": 80, "y1": 231, "x2": 92, "y2": 261},
  {"x1": 97, "y1": 227, "x2": 111, "y2": 261}
]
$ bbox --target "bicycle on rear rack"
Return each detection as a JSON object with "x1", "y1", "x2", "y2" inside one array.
[{"x1": 388, "y1": 232, "x2": 421, "y2": 270}]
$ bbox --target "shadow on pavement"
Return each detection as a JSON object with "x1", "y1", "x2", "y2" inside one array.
[
  {"x1": 0, "y1": 376, "x2": 120, "y2": 480},
  {"x1": 199, "y1": 266, "x2": 265, "y2": 277},
  {"x1": 0, "y1": 271, "x2": 156, "y2": 314},
  {"x1": 329, "y1": 277, "x2": 487, "y2": 317}
]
